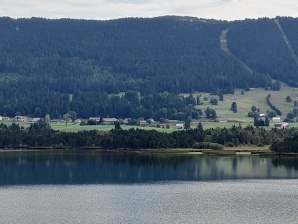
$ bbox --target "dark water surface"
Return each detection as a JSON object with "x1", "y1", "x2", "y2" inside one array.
[
  {"x1": 0, "y1": 150, "x2": 297, "y2": 185},
  {"x1": 0, "y1": 151, "x2": 298, "y2": 223}
]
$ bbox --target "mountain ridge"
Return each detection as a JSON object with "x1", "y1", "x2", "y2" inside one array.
[{"x1": 0, "y1": 16, "x2": 297, "y2": 118}]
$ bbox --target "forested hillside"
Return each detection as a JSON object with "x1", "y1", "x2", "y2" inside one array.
[{"x1": 0, "y1": 16, "x2": 297, "y2": 118}]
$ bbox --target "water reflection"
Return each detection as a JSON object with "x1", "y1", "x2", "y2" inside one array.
[{"x1": 0, "y1": 150, "x2": 297, "y2": 185}]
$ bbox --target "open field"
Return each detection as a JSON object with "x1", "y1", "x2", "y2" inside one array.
[
  {"x1": 0, "y1": 119, "x2": 294, "y2": 133},
  {"x1": 183, "y1": 81, "x2": 298, "y2": 122},
  {"x1": 50, "y1": 123, "x2": 175, "y2": 133}
]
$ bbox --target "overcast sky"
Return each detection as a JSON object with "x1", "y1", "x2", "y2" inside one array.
[{"x1": 0, "y1": 0, "x2": 297, "y2": 21}]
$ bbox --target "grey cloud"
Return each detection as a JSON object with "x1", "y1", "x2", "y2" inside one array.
[
  {"x1": 105, "y1": 0, "x2": 155, "y2": 4},
  {"x1": 0, "y1": 0, "x2": 298, "y2": 21}
]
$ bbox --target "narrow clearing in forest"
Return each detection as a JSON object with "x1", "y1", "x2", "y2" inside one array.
[
  {"x1": 220, "y1": 28, "x2": 253, "y2": 74},
  {"x1": 274, "y1": 19, "x2": 298, "y2": 68}
]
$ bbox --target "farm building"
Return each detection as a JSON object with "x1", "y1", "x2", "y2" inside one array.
[
  {"x1": 102, "y1": 118, "x2": 118, "y2": 125},
  {"x1": 88, "y1": 117, "x2": 101, "y2": 122},
  {"x1": 176, "y1": 123, "x2": 184, "y2": 129},
  {"x1": 274, "y1": 122, "x2": 289, "y2": 129},
  {"x1": 14, "y1": 116, "x2": 28, "y2": 122},
  {"x1": 139, "y1": 120, "x2": 146, "y2": 125},
  {"x1": 272, "y1": 117, "x2": 281, "y2": 123},
  {"x1": 32, "y1": 118, "x2": 41, "y2": 123}
]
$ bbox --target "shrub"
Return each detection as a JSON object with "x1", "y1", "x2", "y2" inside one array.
[{"x1": 226, "y1": 142, "x2": 235, "y2": 147}]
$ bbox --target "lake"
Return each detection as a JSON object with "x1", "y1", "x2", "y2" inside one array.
[{"x1": 0, "y1": 151, "x2": 298, "y2": 223}]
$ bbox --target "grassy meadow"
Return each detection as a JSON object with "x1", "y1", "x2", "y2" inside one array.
[{"x1": 186, "y1": 81, "x2": 298, "y2": 124}]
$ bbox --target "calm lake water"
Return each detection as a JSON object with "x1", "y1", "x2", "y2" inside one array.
[{"x1": 0, "y1": 151, "x2": 298, "y2": 223}]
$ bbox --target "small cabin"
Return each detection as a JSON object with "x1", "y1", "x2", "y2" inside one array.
[
  {"x1": 139, "y1": 120, "x2": 146, "y2": 125},
  {"x1": 14, "y1": 116, "x2": 28, "y2": 122},
  {"x1": 102, "y1": 118, "x2": 118, "y2": 125},
  {"x1": 272, "y1": 117, "x2": 281, "y2": 123}
]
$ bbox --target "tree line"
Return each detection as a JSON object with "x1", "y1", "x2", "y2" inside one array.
[{"x1": 0, "y1": 121, "x2": 297, "y2": 153}]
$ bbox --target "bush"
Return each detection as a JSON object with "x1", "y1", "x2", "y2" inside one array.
[
  {"x1": 284, "y1": 118, "x2": 290, "y2": 122},
  {"x1": 226, "y1": 142, "x2": 235, "y2": 147}
]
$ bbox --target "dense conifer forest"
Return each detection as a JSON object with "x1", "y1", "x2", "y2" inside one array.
[{"x1": 0, "y1": 16, "x2": 298, "y2": 119}]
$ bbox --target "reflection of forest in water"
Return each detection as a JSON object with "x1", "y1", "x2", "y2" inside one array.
[
  {"x1": 0, "y1": 151, "x2": 298, "y2": 185},
  {"x1": 272, "y1": 158, "x2": 298, "y2": 171}
]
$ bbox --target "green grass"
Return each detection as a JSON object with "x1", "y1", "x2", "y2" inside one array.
[
  {"x1": 50, "y1": 123, "x2": 176, "y2": 133},
  {"x1": 183, "y1": 81, "x2": 297, "y2": 122}
]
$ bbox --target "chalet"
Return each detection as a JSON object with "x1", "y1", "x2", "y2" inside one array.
[
  {"x1": 274, "y1": 122, "x2": 290, "y2": 129},
  {"x1": 74, "y1": 119, "x2": 82, "y2": 125},
  {"x1": 168, "y1": 120, "x2": 179, "y2": 123},
  {"x1": 102, "y1": 118, "x2": 118, "y2": 125},
  {"x1": 272, "y1": 117, "x2": 281, "y2": 123},
  {"x1": 123, "y1": 118, "x2": 130, "y2": 124},
  {"x1": 1, "y1": 117, "x2": 10, "y2": 121},
  {"x1": 176, "y1": 123, "x2": 184, "y2": 129},
  {"x1": 139, "y1": 120, "x2": 146, "y2": 125},
  {"x1": 88, "y1": 117, "x2": 101, "y2": 122},
  {"x1": 32, "y1": 118, "x2": 41, "y2": 123},
  {"x1": 148, "y1": 118, "x2": 155, "y2": 124},
  {"x1": 14, "y1": 116, "x2": 28, "y2": 122}
]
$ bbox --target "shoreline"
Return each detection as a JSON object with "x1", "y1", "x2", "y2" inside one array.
[
  {"x1": 0, "y1": 145, "x2": 285, "y2": 156},
  {"x1": 137, "y1": 145, "x2": 274, "y2": 155}
]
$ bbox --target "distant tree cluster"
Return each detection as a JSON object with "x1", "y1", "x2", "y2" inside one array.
[
  {"x1": 266, "y1": 94, "x2": 282, "y2": 115},
  {"x1": 230, "y1": 102, "x2": 237, "y2": 113}
]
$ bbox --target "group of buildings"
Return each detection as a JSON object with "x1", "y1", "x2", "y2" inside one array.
[{"x1": 0, "y1": 115, "x2": 290, "y2": 129}]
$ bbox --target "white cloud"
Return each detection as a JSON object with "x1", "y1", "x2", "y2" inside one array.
[{"x1": 0, "y1": 0, "x2": 297, "y2": 20}]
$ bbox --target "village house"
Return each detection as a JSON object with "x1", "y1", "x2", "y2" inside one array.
[
  {"x1": 167, "y1": 120, "x2": 179, "y2": 123},
  {"x1": 139, "y1": 120, "x2": 146, "y2": 125},
  {"x1": 14, "y1": 116, "x2": 28, "y2": 122},
  {"x1": 176, "y1": 123, "x2": 184, "y2": 129},
  {"x1": 102, "y1": 118, "x2": 118, "y2": 125},
  {"x1": 74, "y1": 119, "x2": 82, "y2": 125},
  {"x1": 1, "y1": 116, "x2": 10, "y2": 121},
  {"x1": 274, "y1": 122, "x2": 290, "y2": 129},
  {"x1": 88, "y1": 117, "x2": 101, "y2": 122},
  {"x1": 272, "y1": 117, "x2": 281, "y2": 123},
  {"x1": 32, "y1": 118, "x2": 41, "y2": 123},
  {"x1": 123, "y1": 118, "x2": 130, "y2": 124}
]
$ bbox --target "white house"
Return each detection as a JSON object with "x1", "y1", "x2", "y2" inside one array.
[
  {"x1": 32, "y1": 118, "x2": 41, "y2": 123},
  {"x1": 272, "y1": 117, "x2": 281, "y2": 123},
  {"x1": 176, "y1": 123, "x2": 184, "y2": 129},
  {"x1": 88, "y1": 117, "x2": 101, "y2": 122},
  {"x1": 102, "y1": 118, "x2": 118, "y2": 125}
]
